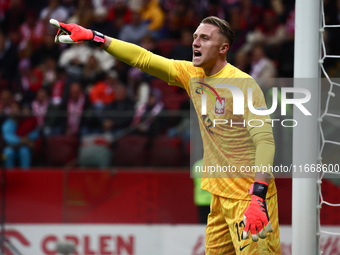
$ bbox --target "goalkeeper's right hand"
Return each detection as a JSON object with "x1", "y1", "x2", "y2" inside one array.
[{"x1": 49, "y1": 19, "x2": 105, "y2": 47}]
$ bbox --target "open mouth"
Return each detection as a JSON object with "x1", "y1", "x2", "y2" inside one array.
[{"x1": 194, "y1": 50, "x2": 202, "y2": 58}]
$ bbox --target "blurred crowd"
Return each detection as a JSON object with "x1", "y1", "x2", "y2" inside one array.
[{"x1": 0, "y1": 0, "x2": 338, "y2": 169}]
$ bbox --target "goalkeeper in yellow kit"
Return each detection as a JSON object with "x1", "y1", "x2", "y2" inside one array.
[{"x1": 50, "y1": 16, "x2": 281, "y2": 254}]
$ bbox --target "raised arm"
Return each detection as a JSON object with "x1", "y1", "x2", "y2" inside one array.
[
  {"x1": 49, "y1": 19, "x2": 179, "y2": 85},
  {"x1": 101, "y1": 36, "x2": 177, "y2": 83}
]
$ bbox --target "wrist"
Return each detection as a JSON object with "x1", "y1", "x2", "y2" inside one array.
[
  {"x1": 91, "y1": 30, "x2": 105, "y2": 47},
  {"x1": 249, "y1": 181, "x2": 268, "y2": 200}
]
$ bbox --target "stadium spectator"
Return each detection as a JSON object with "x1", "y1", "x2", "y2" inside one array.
[
  {"x1": 249, "y1": 44, "x2": 277, "y2": 79},
  {"x1": 0, "y1": 89, "x2": 15, "y2": 125},
  {"x1": 168, "y1": 29, "x2": 193, "y2": 61},
  {"x1": 30, "y1": 33, "x2": 61, "y2": 67},
  {"x1": 227, "y1": 7, "x2": 250, "y2": 63},
  {"x1": 79, "y1": 74, "x2": 113, "y2": 135},
  {"x1": 234, "y1": 49, "x2": 250, "y2": 73},
  {"x1": 64, "y1": 82, "x2": 90, "y2": 136},
  {"x1": 127, "y1": 67, "x2": 150, "y2": 111},
  {"x1": 270, "y1": 0, "x2": 295, "y2": 24},
  {"x1": 82, "y1": 54, "x2": 103, "y2": 88},
  {"x1": 0, "y1": 89, "x2": 14, "y2": 114},
  {"x1": 19, "y1": 10, "x2": 44, "y2": 54},
  {"x1": 44, "y1": 81, "x2": 90, "y2": 136},
  {"x1": 249, "y1": 44, "x2": 277, "y2": 93},
  {"x1": 139, "y1": 34, "x2": 161, "y2": 55},
  {"x1": 40, "y1": 0, "x2": 69, "y2": 23},
  {"x1": 139, "y1": 0, "x2": 165, "y2": 34},
  {"x1": 277, "y1": 7, "x2": 294, "y2": 77},
  {"x1": 205, "y1": 0, "x2": 225, "y2": 19},
  {"x1": 43, "y1": 77, "x2": 65, "y2": 136},
  {"x1": 128, "y1": 0, "x2": 143, "y2": 12},
  {"x1": 66, "y1": 0, "x2": 93, "y2": 28},
  {"x1": 0, "y1": 31, "x2": 19, "y2": 86},
  {"x1": 166, "y1": 99, "x2": 190, "y2": 153},
  {"x1": 284, "y1": 7, "x2": 295, "y2": 40},
  {"x1": 132, "y1": 88, "x2": 164, "y2": 138},
  {"x1": 237, "y1": 0, "x2": 263, "y2": 31},
  {"x1": 89, "y1": 7, "x2": 114, "y2": 38},
  {"x1": 118, "y1": 11, "x2": 149, "y2": 44},
  {"x1": 102, "y1": 84, "x2": 134, "y2": 136},
  {"x1": 0, "y1": 0, "x2": 10, "y2": 23},
  {"x1": 244, "y1": 9, "x2": 286, "y2": 55},
  {"x1": 50, "y1": 67, "x2": 66, "y2": 106},
  {"x1": 0, "y1": 0, "x2": 25, "y2": 34},
  {"x1": 16, "y1": 58, "x2": 44, "y2": 105},
  {"x1": 59, "y1": 43, "x2": 115, "y2": 78},
  {"x1": 40, "y1": 57, "x2": 58, "y2": 88},
  {"x1": 31, "y1": 88, "x2": 49, "y2": 130},
  {"x1": 89, "y1": 70, "x2": 120, "y2": 111},
  {"x1": 165, "y1": 0, "x2": 199, "y2": 39},
  {"x1": 16, "y1": 104, "x2": 38, "y2": 137},
  {"x1": 107, "y1": 0, "x2": 132, "y2": 24},
  {"x1": 58, "y1": 44, "x2": 90, "y2": 80},
  {"x1": 2, "y1": 102, "x2": 39, "y2": 169}
]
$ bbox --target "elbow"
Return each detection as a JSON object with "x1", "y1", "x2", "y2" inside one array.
[{"x1": 253, "y1": 132, "x2": 275, "y2": 148}]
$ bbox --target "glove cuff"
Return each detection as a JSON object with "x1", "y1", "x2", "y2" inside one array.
[
  {"x1": 250, "y1": 181, "x2": 268, "y2": 200},
  {"x1": 91, "y1": 30, "x2": 105, "y2": 47}
]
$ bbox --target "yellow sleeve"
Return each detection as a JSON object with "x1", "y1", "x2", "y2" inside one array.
[
  {"x1": 105, "y1": 38, "x2": 183, "y2": 87},
  {"x1": 248, "y1": 121, "x2": 275, "y2": 178}
]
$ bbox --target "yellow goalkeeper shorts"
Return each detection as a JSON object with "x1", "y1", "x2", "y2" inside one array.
[{"x1": 205, "y1": 193, "x2": 281, "y2": 255}]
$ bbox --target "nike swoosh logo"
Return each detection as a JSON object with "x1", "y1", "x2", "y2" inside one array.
[{"x1": 240, "y1": 244, "x2": 250, "y2": 251}]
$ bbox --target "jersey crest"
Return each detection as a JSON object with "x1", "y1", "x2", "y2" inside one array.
[{"x1": 215, "y1": 97, "x2": 225, "y2": 115}]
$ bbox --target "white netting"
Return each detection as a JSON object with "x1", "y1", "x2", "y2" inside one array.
[{"x1": 318, "y1": 0, "x2": 340, "y2": 252}]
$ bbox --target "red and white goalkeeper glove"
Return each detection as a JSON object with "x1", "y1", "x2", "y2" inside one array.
[
  {"x1": 49, "y1": 19, "x2": 105, "y2": 47},
  {"x1": 242, "y1": 181, "x2": 273, "y2": 242}
]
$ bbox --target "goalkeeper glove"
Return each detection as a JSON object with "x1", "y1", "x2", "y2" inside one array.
[
  {"x1": 242, "y1": 181, "x2": 273, "y2": 242},
  {"x1": 49, "y1": 19, "x2": 105, "y2": 47}
]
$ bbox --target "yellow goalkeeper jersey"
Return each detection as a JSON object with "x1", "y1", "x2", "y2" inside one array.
[
  {"x1": 106, "y1": 40, "x2": 277, "y2": 200},
  {"x1": 169, "y1": 61, "x2": 276, "y2": 200}
]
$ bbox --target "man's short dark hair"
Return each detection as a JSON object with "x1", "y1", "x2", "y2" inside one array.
[{"x1": 201, "y1": 16, "x2": 235, "y2": 46}]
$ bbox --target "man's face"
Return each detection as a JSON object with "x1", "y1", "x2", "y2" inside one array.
[
  {"x1": 192, "y1": 23, "x2": 226, "y2": 70},
  {"x1": 70, "y1": 83, "x2": 82, "y2": 100},
  {"x1": 252, "y1": 46, "x2": 264, "y2": 63},
  {"x1": 10, "y1": 103, "x2": 20, "y2": 117},
  {"x1": 37, "y1": 89, "x2": 48, "y2": 102}
]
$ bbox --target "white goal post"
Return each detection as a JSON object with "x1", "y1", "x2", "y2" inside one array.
[{"x1": 292, "y1": 0, "x2": 321, "y2": 254}]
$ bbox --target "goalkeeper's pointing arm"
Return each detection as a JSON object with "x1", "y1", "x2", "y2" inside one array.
[{"x1": 50, "y1": 19, "x2": 178, "y2": 85}]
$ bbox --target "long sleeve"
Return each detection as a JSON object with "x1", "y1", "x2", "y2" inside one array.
[
  {"x1": 105, "y1": 39, "x2": 179, "y2": 85},
  {"x1": 2, "y1": 119, "x2": 21, "y2": 145},
  {"x1": 28, "y1": 129, "x2": 39, "y2": 141},
  {"x1": 248, "y1": 121, "x2": 275, "y2": 178}
]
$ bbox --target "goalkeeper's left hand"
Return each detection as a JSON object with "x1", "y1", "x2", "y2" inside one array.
[
  {"x1": 242, "y1": 181, "x2": 273, "y2": 242},
  {"x1": 49, "y1": 19, "x2": 105, "y2": 47}
]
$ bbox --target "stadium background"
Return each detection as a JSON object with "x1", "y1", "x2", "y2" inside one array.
[{"x1": 1, "y1": 0, "x2": 340, "y2": 254}]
